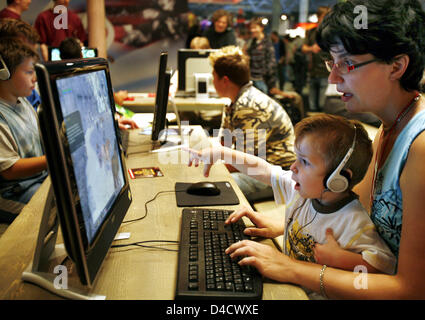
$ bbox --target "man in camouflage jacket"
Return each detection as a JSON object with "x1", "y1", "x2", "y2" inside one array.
[{"x1": 209, "y1": 46, "x2": 296, "y2": 202}]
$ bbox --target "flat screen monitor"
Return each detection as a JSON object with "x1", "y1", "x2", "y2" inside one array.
[
  {"x1": 35, "y1": 58, "x2": 132, "y2": 287},
  {"x1": 177, "y1": 48, "x2": 217, "y2": 93},
  {"x1": 151, "y1": 51, "x2": 171, "y2": 142},
  {"x1": 49, "y1": 46, "x2": 98, "y2": 61}
]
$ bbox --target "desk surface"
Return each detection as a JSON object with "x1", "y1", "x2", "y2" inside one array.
[{"x1": 0, "y1": 127, "x2": 307, "y2": 300}]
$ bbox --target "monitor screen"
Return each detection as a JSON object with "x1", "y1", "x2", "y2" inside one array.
[
  {"x1": 35, "y1": 58, "x2": 132, "y2": 286},
  {"x1": 177, "y1": 49, "x2": 217, "y2": 93},
  {"x1": 49, "y1": 47, "x2": 98, "y2": 61},
  {"x1": 151, "y1": 51, "x2": 170, "y2": 142}
]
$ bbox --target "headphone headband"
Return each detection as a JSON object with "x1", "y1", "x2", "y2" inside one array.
[{"x1": 325, "y1": 124, "x2": 357, "y2": 193}]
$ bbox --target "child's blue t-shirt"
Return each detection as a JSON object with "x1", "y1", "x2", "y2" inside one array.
[{"x1": 0, "y1": 97, "x2": 46, "y2": 215}]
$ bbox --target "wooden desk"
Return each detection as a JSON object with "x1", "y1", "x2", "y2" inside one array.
[
  {"x1": 0, "y1": 127, "x2": 307, "y2": 300},
  {"x1": 122, "y1": 93, "x2": 230, "y2": 113}
]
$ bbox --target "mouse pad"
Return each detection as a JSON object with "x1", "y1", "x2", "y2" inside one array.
[{"x1": 175, "y1": 181, "x2": 240, "y2": 207}]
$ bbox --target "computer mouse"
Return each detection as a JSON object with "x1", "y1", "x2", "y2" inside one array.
[{"x1": 186, "y1": 182, "x2": 221, "y2": 196}]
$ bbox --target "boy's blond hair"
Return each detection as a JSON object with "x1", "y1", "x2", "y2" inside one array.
[
  {"x1": 190, "y1": 36, "x2": 211, "y2": 50},
  {"x1": 0, "y1": 38, "x2": 39, "y2": 77},
  {"x1": 209, "y1": 45, "x2": 250, "y2": 87},
  {"x1": 294, "y1": 114, "x2": 373, "y2": 189}
]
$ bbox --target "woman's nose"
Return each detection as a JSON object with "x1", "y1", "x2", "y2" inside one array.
[{"x1": 328, "y1": 67, "x2": 344, "y2": 84}]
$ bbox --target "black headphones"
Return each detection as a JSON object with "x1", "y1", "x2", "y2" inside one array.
[
  {"x1": 0, "y1": 54, "x2": 10, "y2": 80},
  {"x1": 323, "y1": 125, "x2": 357, "y2": 193}
]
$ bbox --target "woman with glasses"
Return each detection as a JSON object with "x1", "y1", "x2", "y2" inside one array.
[{"x1": 226, "y1": 0, "x2": 425, "y2": 299}]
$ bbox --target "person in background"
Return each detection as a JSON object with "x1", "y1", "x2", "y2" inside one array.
[
  {"x1": 185, "y1": 12, "x2": 203, "y2": 49},
  {"x1": 245, "y1": 17, "x2": 277, "y2": 95},
  {"x1": 270, "y1": 31, "x2": 287, "y2": 91},
  {"x1": 59, "y1": 36, "x2": 82, "y2": 60},
  {"x1": 203, "y1": 9, "x2": 236, "y2": 49},
  {"x1": 34, "y1": 0, "x2": 87, "y2": 60},
  {"x1": 208, "y1": 46, "x2": 296, "y2": 204},
  {"x1": 244, "y1": 19, "x2": 305, "y2": 122},
  {"x1": 0, "y1": 0, "x2": 31, "y2": 20},
  {"x1": 0, "y1": 39, "x2": 47, "y2": 223},
  {"x1": 301, "y1": 6, "x2": 331, "y2": 112},
  {"x1": 0, "y1": 18, "x2": 41, "y2": 110}
]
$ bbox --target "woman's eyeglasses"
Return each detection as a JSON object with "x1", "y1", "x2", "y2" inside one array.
[{"x1": 325, "y1": 58, "x2": 378, "y2": 74}]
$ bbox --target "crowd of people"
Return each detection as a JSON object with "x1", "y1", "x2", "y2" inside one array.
[{"x1": 1, "y1": 0, "x2": 425, "y2": 300}]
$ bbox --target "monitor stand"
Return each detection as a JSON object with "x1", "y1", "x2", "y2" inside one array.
[{"x1": 21, "y1": 185, "x2": 105, "y2": 300}]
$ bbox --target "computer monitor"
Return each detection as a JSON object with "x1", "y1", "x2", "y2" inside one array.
[
  {"x1": 177, "y1": 48, "x2": 217, "y2": 94},
  {"x1": 28, "y1": 58, "x2": 132, "y2": 293},
  {"x1": 151, "y1": 51, "x2": 171, "y2": 142},
  {"x1": 49, "y1": 46, "x2": 98, "y2": 61}
]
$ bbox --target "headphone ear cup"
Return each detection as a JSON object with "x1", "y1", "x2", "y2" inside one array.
[
  {"x1": 325, "y1": 170, "x2": 351, "y2": 193},
  {"x1": 0, "y1": 55, "x2": 10, "y2": 81}
]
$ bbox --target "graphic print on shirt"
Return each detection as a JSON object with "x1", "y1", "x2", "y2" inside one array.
[{"x1": 286, "y1": 220, "x2": 316, "y2": 262}]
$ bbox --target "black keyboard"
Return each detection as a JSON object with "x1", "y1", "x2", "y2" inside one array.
[{"x1": 175, "y1": 208, "x2": 263, "y2": 300}]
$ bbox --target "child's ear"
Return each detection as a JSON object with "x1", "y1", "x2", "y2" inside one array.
[
  {"x1": 343, "y1": 169, "x2": 353, "y2": 180},
  {"x1": 389, "y1": 54, "x2": 409, "y2": 82}
]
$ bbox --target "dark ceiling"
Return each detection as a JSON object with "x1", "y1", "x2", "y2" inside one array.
[
  {"x1": 189, "y1": 0, "x2": 339, "y2": 18},
  {"x1": 189, "y1": 0, "x2": 425, "y2": 19}
]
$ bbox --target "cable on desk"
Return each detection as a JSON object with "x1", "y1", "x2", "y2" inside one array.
[
  {"x1": 122, "y1": 190, "x2": 186, "y2": 224},
  {"x1": 111, "y1": 240, "x2": 179, "y2": 252}
]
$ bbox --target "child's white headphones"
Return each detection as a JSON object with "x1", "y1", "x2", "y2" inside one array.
[
  {"x1": 0, "y1": 55, "x2": 11, "y2": 80},
  {"x1": 324, "y1": 125, "x2": 357, "y2": 193}
]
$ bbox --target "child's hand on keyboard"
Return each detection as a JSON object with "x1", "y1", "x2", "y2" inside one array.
[{"x1": 225, "y1": 205, "x2": 284, "y2": 239}]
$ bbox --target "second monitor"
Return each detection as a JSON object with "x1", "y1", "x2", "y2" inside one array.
[
  {"x1": 151, "y1": 51, "x2": 172, "y2": 143},
  {"x1": 177, "y1": 49, "x2": 217, "y2": 97}
]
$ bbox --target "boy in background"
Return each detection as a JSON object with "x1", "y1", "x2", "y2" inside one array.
[
  {"x1": 0, "y1": 39, "x2": 47, "y2": 223},
  {"x1": 0, "y1": 18, "x2": 42, "y2": 110}
]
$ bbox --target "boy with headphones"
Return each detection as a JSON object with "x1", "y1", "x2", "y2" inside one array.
[
  {"x1": 0, "y1": 39, "x2": 47, "y2": 223},
  {"x1": 187, "y1": 114, "x2": 396, "y2": 287}
]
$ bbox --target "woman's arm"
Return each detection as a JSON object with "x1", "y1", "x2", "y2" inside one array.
[{"x1": 313, "y1": 229, "x2": 380, "y2": 273}]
